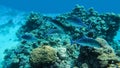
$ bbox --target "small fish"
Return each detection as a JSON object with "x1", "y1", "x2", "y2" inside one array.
[
  {"x1": 67, "y1": 16, "x2": 88, "y2": 28},
  {"x1": 50, "y1": 18, "x2": 76, "y2": 32},
  {"x1": 71, "y1": 36, "x2": 101, "y2": 48},
  {"x1": 21, "y1": 33, "x2": 37, "y2": 41},
  {"x1": 50, "y1": 19, "x2": 66, "y2": 31},
  {"x1": 46, "y1": 29, "x2": 64, "y2": 36}
]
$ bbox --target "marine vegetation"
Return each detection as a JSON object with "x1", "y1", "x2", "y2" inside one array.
[{"x1": 2, "y1": 5, "x2": 120, "y2": 68}]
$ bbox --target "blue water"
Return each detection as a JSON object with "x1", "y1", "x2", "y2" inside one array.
[{"x1": 0, "y1": 0, "x2": 120, "y2": 13}]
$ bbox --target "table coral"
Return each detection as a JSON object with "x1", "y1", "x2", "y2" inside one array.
[{"x1": 30, "y1": 45, "x2": 57, "y2": 67}]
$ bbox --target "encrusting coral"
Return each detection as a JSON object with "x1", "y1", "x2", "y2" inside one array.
[{"x1": 30, "y1": 45, "x2": 57, "y2": 67}]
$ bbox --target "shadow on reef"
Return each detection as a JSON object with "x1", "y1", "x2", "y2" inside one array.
[{"x1": 2, "y1": 5, "x2": 120, "y2": 68}]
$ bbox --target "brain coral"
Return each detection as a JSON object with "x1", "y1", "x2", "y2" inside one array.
[{"x1": 30, "y1": 45, "x2": 57, "y2": 67}]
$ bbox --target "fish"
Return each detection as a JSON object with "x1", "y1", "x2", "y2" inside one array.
[
  {"x1": 45, "y1": 28, "x2": 64, "y2": 36},
  {"x1": 50, "y1": 19, "x2": 67, "y2": 31},
  {"x1": 20, "y1": 33, "x2": 37, "y2": 42},
  {"x1": 66, "y1": 16, "x2": 88, "y2": 28},
  {"x1": 71, "y1": 36, "x2": 101, "y2": 48}
]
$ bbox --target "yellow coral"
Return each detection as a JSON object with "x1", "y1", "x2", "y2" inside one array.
[
  {"x1": 95, "y1": 37, "x2": 109, "y2": 47},
  {"x1": 30, "y1": 45, "x2": 57, "y2": 66}
]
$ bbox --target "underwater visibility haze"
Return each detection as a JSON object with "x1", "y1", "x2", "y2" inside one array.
[{"x1": 0, "y1": 0, "x2": 120, "y2": 68}]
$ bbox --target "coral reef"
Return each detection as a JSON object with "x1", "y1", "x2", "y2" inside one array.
[
  {"x1": 2, "y1": 5, "x2": 120, "y2": 68},
  {"x1": 19, "y1": 12, "x2": 45, "y2": 32},
  {"x1": 57, "y1": 5, "x2": 120, "y2": 41}
]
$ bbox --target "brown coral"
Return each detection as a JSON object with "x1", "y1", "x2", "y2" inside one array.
[
  {"x1": 30, "y1": 45, "x2": 57, "y2": 67},
  {"x1": 78, "y1": 37, "x2": 120, "y2": 68}
]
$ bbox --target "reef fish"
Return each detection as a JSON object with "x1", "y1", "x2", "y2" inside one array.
[
  {"x1": 71, "y1": 36, "x2": 101, "y2": 48},
  {"x1": 67, "y1": 16, "x2": 88, "y2": 28},
  {"x1": 20, "y1": 33, "x2": 37, "y2": 42},
  {"x1": 46, "y1": 28, "x2": 64, "y2": 36}
]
